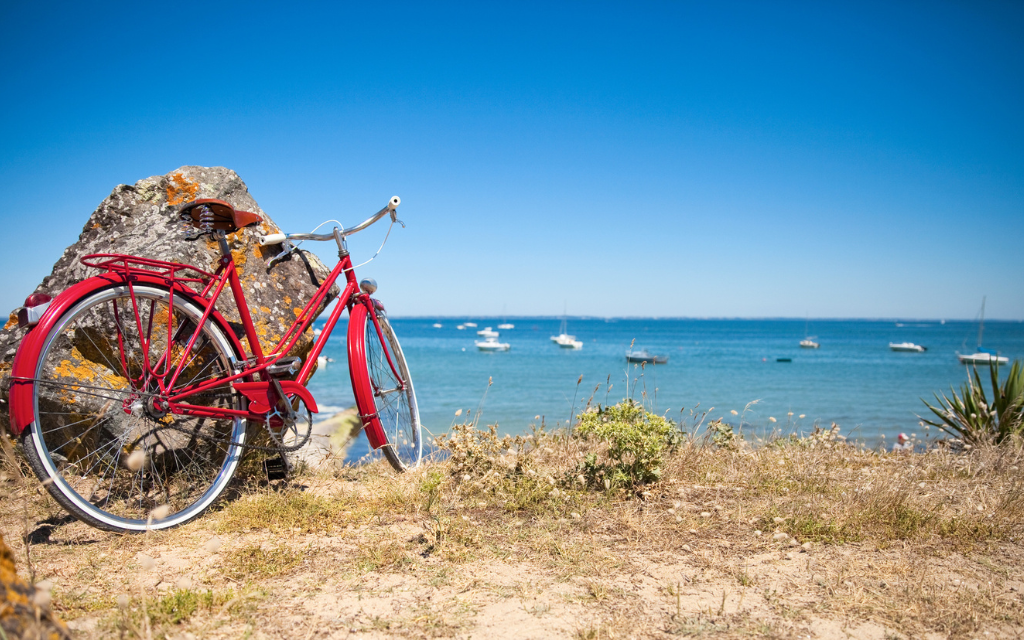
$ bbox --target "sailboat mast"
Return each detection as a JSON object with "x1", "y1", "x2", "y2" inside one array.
[{"x1": 977, "y1": 296, "x2": 986, "y2": 348}]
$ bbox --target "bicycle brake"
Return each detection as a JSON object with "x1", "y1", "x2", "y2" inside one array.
[{"x1": 266, "y1": 240, "x2": 298, "y2": 268}]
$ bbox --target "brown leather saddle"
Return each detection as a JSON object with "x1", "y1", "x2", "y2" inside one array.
[{"x1": 178, "y1": 199, "x2": 262, "y2": 232}]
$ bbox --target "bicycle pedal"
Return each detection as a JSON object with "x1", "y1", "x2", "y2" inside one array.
[{"x1": 264, "y1": 454, "x2": 290, "y2": 481}]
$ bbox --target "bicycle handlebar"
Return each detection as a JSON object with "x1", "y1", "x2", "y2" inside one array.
[{"x1": 258, "y1": 196, "x2": 401, "y2": 246}]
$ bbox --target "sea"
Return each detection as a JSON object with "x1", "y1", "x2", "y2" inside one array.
[{"x1": 305, "y1": 317, "x2": 1024, "y2": 462}]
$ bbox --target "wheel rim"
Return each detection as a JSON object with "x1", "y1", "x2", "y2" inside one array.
[
  {"x1": 31, "y1": 285, "x2": 244, "y2": 530},
  {"x1": 364, "y1": 314, "x2": 422, "y2": 469}
]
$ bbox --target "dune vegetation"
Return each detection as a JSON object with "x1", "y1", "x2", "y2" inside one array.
[{"x1": 2, "y1": 396, "x2": 1024, "y2": 639}]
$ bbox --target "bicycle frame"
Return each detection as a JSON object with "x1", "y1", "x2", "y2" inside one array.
[
  {"x1": 157, "y1": 232, "x2": 404, "y2": 427},
  {"x1": 9, "y1": 202, "x2": 407, "y2": 454}
]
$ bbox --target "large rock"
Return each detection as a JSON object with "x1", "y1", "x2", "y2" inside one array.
[
  {"x1": 0, "y1": 166, "x2": 337, "y2": 433},
  {"x1": 0, "y1": 533, "x2": 70, "y2": 639}
]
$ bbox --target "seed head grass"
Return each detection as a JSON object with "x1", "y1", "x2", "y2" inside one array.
[{"x1": 2, "y1": 398, "x2": 1024, "y2": 638}]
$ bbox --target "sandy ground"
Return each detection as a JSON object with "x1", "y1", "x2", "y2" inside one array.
[{"x1": 3, "y1": 471, "x2": 1016, "y2": 640}]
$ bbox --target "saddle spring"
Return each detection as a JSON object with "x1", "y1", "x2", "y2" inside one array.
[{"x1": 179, "y1": 204, "x2": 216, "y2": 239}]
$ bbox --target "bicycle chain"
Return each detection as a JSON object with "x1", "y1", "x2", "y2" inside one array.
[{"x1": 156, "y1": 416, "x2": 315, "y2": 453}]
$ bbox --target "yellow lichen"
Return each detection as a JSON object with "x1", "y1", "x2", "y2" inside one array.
[{"x1": 4, "y1": 312, "x2": 18, "y2": 331}]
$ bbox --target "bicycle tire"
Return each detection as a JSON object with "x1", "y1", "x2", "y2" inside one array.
[
  {"x1": 349, "y1": 302, "x2": 422, "y2": 471},
  {"x1": 21, "y1": 284, "x2": 246, "y2": 532}
]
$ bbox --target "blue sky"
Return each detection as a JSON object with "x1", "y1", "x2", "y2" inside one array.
[{"x1": 1, "y1": 1, "x2": 1022, "y2": 319}]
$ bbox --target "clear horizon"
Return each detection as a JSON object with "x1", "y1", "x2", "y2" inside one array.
[{"x1": 2, "y1": 2, "x2": 1022, "y2": 320}]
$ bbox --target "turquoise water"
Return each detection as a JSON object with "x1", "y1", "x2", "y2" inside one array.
[{"x1": 305, "y1": 317, "x2": 1024, "y2": 461}]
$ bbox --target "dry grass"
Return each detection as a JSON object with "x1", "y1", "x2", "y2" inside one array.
[{"x1": 2, "y1": 420, "x2": 1023, "y2": 639}]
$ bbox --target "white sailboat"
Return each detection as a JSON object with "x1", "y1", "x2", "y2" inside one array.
[
  {"x1": 957, "y1": 297, "x2": 1008, "y2": 365},
  {"x1": 497, "y1": 306, "x2": 514, "y2": 330},
  {"x1": 551, "y1": 315, "x2": 582, "y2": 349},
  {"x1": 800, "y1": 315, "x2": 819, "y2": 349}
]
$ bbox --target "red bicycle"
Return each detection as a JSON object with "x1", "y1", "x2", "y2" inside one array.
[{"x1": 7, "y1": 197, "x2": 421, "y2": 532}]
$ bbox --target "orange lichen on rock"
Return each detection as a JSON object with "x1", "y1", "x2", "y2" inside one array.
[
  {"x1": 4, "y1": 312, "x2": 17, "y2": 331},
  {"x1": 165, "y1": 171, "x2": 200, "y2": 206},
  {"x1": 1, "y1": 534, "x2": 70, "y2": 639},
  {"x1": 53, "y1": 347, "x2": 128, "y2": 390}
]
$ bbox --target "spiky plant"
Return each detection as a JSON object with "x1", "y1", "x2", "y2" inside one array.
[{"x1": 922, "y1": 360, "x2": 1024, "y2": 444}]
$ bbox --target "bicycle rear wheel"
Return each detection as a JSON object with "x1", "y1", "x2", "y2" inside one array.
[
  {"x1": 21, "y1": 284, "x2": 246, "y2": 532},
  {"x1": 349, "y1": 302, "x2": 422, "y2": 471}
]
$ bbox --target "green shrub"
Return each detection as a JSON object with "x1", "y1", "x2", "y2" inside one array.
[
  {"x1": 575, "y1": 400, "x2": 680, "y2": 489},
  {"x1": 706, "y1": 419, "x2": 739, "y2": 449},
  {"x1": 922, "y1": 360, "x2": 1024, "y2": 445}
]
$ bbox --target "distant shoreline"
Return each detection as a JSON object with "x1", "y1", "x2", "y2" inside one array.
[{"x1": 380, "y1": 316, "x2": 1024, "y2": 322}]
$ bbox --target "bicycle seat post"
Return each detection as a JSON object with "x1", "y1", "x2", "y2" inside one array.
[{"x1": 216, "y1": 230, "x2": 231, "y2": 261}]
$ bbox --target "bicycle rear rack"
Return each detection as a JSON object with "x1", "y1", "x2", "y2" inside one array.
[{"x1": 81, "y1": 254, "x2": 216, "y2": 290}]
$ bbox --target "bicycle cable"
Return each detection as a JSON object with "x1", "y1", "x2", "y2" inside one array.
[{"x1": 293, "y1": 216, "x2": 400, "y2": 273}]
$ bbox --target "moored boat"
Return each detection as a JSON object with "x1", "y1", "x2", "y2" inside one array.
[
  {"x1": 475, "y1": 337, "x2": 510, "y2": 351},
  {"x1": 958, "y1": 351, "x2": 1008, "y2": 365},
  {"x1": 957, "y1": 297, "x2": 1008, "y2": 365},
  {"x1": 800, "y1": 316, "x2": 819, "y2": 348},
  {"x1": 890, "y1": 342, "x2": 927, "y2": 352},
  {"x1": 477, "y1": 327, "x2": 499, "y2": 338},
  {"x1": 551, "y1": 315, "x2": 582, "y2": 349},
  {"x1": 625, "y1": 349, "x2": 668, "y2": 364}
]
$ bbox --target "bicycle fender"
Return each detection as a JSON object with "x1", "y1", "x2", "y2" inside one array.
[
  {"x1": 7, "y1": 273, "x2": 248, "y2": 435},
  {"x1": 347, "y1": 300, "x2": 388, "y2": 450}
]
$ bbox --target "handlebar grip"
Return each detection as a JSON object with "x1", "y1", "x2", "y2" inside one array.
[
  {"x1": 387, "y1": 196, "x2": 401, "y2": 211},
  {"x1": 259, "y1": 233, "x2": 287, "y2": 246}
]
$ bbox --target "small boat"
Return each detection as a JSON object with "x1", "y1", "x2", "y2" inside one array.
[
  {"x1": 432, "y1": 323, "x2": 442, "y2": 328},
  {"x1": 550, "y1": 314, "x2": 582, "y2": 349},
  {"x1": 456, "y1": 325, "x2": 465, "y2": 330},
  {"x1": 890, "y1": 342, "x2": 926, "y2": 352},
  {"x1": 464, "y1": 322, "x2": 478, "y2": 328},
  {"x1": 475, "y1": 337, "x2": 510, "y2": 351},
  {"x1": 958, "y1": 352, "x2": 1008, "y2": 365},
  {"x1": 957, "y1": 297, "x2": 1008, "y2": 365},
  {"x1": 800, "y1": 315, "x2": 819, "y2": 348},
  {"x1": 497, "y1": 323, "x2": 514, "y2": 330},
  {"x1": 313, "y1": 327, "x2": 322, "y2": 337},
  {"x1": 553, "y1": 335, "x2": 582, "y2": 349},
  {"x1": 776, "y1": 357, "x2": 792, "y2": 363},
  {"x1": 625, "y1": 349, "x2": 668, "y2": 364},
  {"x1": 317, "y1": 356, "x2": 334, "y2": 368},
  {"x1": 477, "y1": 327, "x2": 499, "y2": 338}
]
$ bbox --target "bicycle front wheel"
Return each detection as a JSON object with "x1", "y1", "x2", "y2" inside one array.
[
  {"x1": 21, "y1": 284, "x2": 246, "y2": 532},
  {"x1": 349, "y1": 302, "x2": 422, "y2": 471}
]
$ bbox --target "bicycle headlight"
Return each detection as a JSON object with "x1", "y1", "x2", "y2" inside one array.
[{"x1": 359, "y1": 278, "x2": 377, "y2": 295}]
